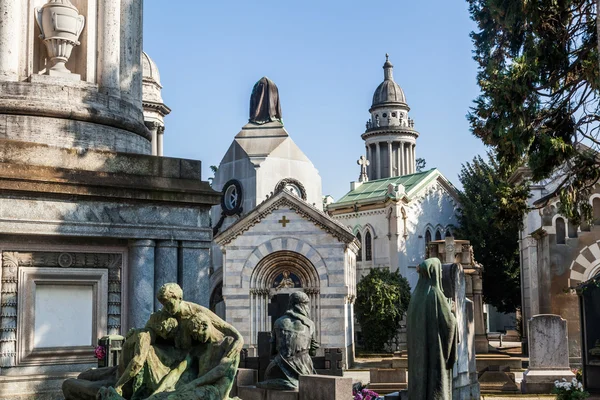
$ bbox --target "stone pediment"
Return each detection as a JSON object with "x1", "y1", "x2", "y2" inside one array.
[{"x1": 214, "y1": 190, "x2": 357, "y2": 246}]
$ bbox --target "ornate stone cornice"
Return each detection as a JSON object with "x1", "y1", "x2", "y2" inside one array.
[{"x1": 214, "y1": 190, "x2": 358, "y2": 247}]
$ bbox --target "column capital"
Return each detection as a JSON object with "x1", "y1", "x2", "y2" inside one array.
[
  {"x1": 180, "y1": 240, "x2": 211, "y2": 249},
  {"x1": 156, "y1": 239, "x2": 178, "y2": 248},
  {"x1": 128, "y1": 239, "x2": 155, "y2": 248}
]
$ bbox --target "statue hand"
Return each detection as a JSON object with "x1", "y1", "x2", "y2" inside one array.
[
  {"x1": 114, "y1": 385, "x2": 123, "y2": 396},
  {"x1": 225, "y1": 339, "x2": 243, "y2": 359}
]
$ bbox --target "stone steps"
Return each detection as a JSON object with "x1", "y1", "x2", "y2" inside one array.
[{"x1": 366, "y1": 382, "x2": 407, "y2": 395}]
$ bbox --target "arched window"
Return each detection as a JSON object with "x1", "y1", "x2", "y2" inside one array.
[
  {"x1": 365, "y1": 231, "x2": 373, "y2": 261},
  {"x1": 593, "y1": 198, "x2": 600, "y2": 224},
  {"x1": 425, "y1": 229, "x2": 432, "y2": 244},
  {"x1": 435, "y1": 230, "x2": 442, "y2": 241},
  {"x1": 445, "y1": 229, "x2": 452, "y2": 238},
  {"x1": 356, "y1": 231, "x2": 362, "y2": 262},
  {"x1": 556, "y1": 217, "x2": 566, "y2": 244},
  {"x1": 568, "y1": 221, "x2": 578, "y2": 238}
]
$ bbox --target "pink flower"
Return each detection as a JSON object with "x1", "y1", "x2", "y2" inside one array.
[{"x1": 94, "y1": 345, "x2": 106, "y2": 360}]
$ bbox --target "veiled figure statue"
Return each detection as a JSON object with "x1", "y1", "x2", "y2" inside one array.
[
  {"x1": 249, "y1": 77, "x2": 282, "y2": 125},
  {"x1": 62, "y1": 283, "x2": 243, "y2": 400},
  {"x1": 256, "y1": 292, "x2": 319, "y2": 390},
  {"x1": 407, "y1": 258, "x2": 458, "y2": 400}
]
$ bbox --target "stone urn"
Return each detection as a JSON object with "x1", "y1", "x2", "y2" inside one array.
[{"x1": 35, "y1": 0, "x2": 85, "y2": 76}]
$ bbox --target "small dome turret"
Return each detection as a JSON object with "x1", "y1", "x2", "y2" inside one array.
[
  {"x1": 371, "y1": 54, "x2": 407, "y2": 109},
  {"x1": 142, "y1": 51, "x2": 161, "y2": 86}
]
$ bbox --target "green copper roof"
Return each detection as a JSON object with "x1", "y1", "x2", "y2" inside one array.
[{"x1": 333, "y1": 168, "x2": 440, "y2": 206}]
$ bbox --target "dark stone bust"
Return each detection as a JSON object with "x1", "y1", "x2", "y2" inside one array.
[{"x1": 249, "y1": 77, "x2": 282, "y2": 124}]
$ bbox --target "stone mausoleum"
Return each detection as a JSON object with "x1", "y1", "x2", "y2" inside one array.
[
  {"x1": 211, "y1": 78, "x2": 359, "y2": 366},
  {"x1": 513, "y1": 165, "x2": 600, "y2": 363},
  {"x1": 0, "y1": 0, "x2": 218, "y2": 396}
]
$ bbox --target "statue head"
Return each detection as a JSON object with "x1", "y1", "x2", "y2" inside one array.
[
  {"x1": 288, "y1": 291, "x2": 310, "y2": 317},
  {"x1": 249, "y1": 77, "x2": 282, "y2": 125},
  {"x1": 157, "y1": 283, "x2": 183, "y2": 316},
  {"x1": 417, "y1": 258, "x2": 444, "y2": 289},
  {"x1": 187, "y1": 313, "x2": 215, "y2": 344},
  {"x1": 156, "y1": 317, "x2": 178, "y2": 340}
]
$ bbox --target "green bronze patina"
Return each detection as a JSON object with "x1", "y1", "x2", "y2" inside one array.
[
  {"x1": 63, "y1": 283, "x2": 243, "y2": 400},
  {"x1": 256, "y1": 292, "x2": 319, "y2": 390},
  {"x1": 407, "y1": 258, "x2": 458, "y2": 400}
]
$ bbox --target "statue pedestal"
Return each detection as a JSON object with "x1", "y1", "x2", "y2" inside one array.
[{"x1": 237, "y1": 385, "x2": 298, "y2": 400}]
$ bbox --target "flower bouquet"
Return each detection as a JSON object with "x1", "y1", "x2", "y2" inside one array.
[{"x1": 553, "y1": 377, "x2": 589, "y2": 400}]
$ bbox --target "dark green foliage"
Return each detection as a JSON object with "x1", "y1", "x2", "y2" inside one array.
[
  {"x1": 456, "y1": 153, "x2": 526, "y2": 313},
  {"x1": 416, "y1": 158, "x2": 426, "y2": 172},
  {"x1": 355, "y1": 268, "x2": 411, "y2": 352},
  {"x1": 208, "y1": 165, "x2": 218, "y2": 184},
  {"x1": 468, "y1": 0, "x2": 599, "y2": 223}
]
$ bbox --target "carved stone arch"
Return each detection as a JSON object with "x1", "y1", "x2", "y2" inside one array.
[
  {"x1": 568, "y1": 240, "x2": 600, "y2": 286},
  {"x1": 353, "y1": 224, "x2": 364, "y2": 236},
  {"x1": 363, "y1": 223, "x2": 376, "y2": 238},
  {"x1": 250, "y1": 251, "x2": 320, "y2": 291},
  {"x1": 240, "y1": 237, "x2": 329, "y2": 289}
]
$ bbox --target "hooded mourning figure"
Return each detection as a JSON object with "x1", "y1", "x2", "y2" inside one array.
[
  {"x1": 407, "y1": 258, "x2": 458, "y2": 400},
  {"x1": 249, "y1": 77, "x2": 282, "y2": 124},
  {"x1": 256, "y1": 291, "x2": 319, "y2": 390}
]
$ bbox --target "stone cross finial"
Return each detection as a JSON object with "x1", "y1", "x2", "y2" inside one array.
[
  {"x1": 357, "y1": 156, "x2": 370, "y2": 182},
  {"x1": 386, "y1": 53, "x2": 389, "y2": 61}
]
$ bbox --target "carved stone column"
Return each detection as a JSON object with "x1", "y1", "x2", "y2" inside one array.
[
  {"x1": 387, "y1": 141, "x2": 393, "y2": 178},
  {"x1": 472, "y1": 270, "x2": 489, "y2": 353},
  {"x1": 0, "y1": 0, "x2": 20, "y2": 81},
  {"x1": 366, "y1": 145, "x2": 371, "y2": 179},
  {"x1": 98, "y1": 0, "x2": 121, "y2": 96},
  {"x1": 154, "y1": 240, "x2": 178, "y2": 311},
  {"x1": 120, "y1": 0, "x2": 143, "y2": 107},
  {"x1": 397, "y1": 142, "x2": 403, "y2": 176},
  {"x1": 145, "y1": 121, "x2": 159, "y2": 156},
  {"x1": 128, "y1": 239, "x2": 155, "y2": 329},
  {"x1": 157, "y1": 125, "x2": 165, "y2": 156},
  {"x1": 179, "y1": 241, "x2": 211, "y2": 307},
  {"x1": 375, "y1": 142, "x2": 381, "y2": 180}
]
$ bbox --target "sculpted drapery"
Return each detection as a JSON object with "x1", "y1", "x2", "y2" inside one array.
[
  {"x1": 249, "y1": 77, "x2": 282, "y2": 125},
  {"x1": 407, "y1": 258, "x2": 458, "y2": 400}
]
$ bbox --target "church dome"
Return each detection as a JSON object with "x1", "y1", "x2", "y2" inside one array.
[
  {"x1": 371, "y1": 55, "x2": 406, "y2": 108},
  {"x1": 142, "y1": 51, "x2": 161, "y2": 86}
]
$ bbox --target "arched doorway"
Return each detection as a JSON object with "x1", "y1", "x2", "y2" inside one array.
[{"x1": 249, "y1": 250, "x2": 320, "y2": 345}]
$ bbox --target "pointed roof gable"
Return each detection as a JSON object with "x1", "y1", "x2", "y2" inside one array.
[
  {"x1": 329, "y1": 168, "x2": 459, "y2": 209},
  {"x1": 214, "y1": 189, "x2": 358, "y2": 246}
]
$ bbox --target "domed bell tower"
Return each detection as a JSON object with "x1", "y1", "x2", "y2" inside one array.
[{"x1": 363, "y1": 54, "x2": 419, "y2": 180}]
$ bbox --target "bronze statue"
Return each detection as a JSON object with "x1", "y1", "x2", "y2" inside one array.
[
  {"x1": 62, "y1": 283, "x2": 243, "y2": 400},
  {"x1": 249, "y1": 77, "x2": 282, "y2": 125},
  {"x1": 256, "y1": 291, "x2": 319, "y2": 390},
  {"x1": 407, "y1": 258, "x2": 458, "y2": 400}
]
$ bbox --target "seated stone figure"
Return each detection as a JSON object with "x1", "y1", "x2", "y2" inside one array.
[
  {"x1": 62, "y1": 283, "x2": 243, "y2": 400},
  {"x1": 256, "y1": 291, "x2": 319, "y2": 390}
]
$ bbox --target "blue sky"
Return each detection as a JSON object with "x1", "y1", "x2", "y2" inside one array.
[{"x1": 143, "y1": 1, "x2": 488, "y2": 200}]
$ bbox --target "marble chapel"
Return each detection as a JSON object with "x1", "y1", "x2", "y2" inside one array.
[{"x1": 211, "y1": 77, "x2": 359, "y2": 366}]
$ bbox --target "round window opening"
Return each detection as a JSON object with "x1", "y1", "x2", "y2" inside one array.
[
  {"x1": 221, "y1": 179, "x2": 243, "y2": 215},
  {"x1": 392, "y1": 112, "x2": 397, "y2": 117},
  {"x1": 224, "y1": 185, "x2": 238, "y2": 210},
  {"x1": 382, "y1": 113, "x2": 388, "y2": 118}
]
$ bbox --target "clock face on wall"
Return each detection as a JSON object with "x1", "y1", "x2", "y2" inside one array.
[{"x1": 221, "y1": 180, "x2": 243, "y2": 215}]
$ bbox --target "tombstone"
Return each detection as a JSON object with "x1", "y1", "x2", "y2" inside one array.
[
  {"x1": 442, "y1": 263, "x2": 480, "y2": 399},
  {"x1": 298, "y1": 375, "x2": 352, "y2": 400},
  {"x1": 577, "y1": 274, "x2": 600, "y2": 393},
  {"x1": 521, "y1": 314, "x2": 575, "y2": 393}
]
